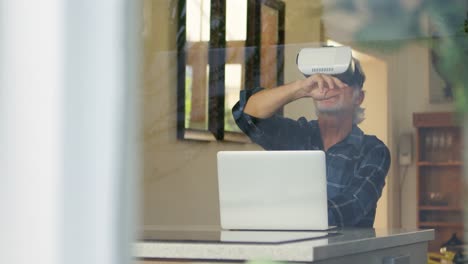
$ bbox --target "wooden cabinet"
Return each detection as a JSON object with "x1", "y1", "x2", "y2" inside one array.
[{"x1": 413, "y1": 112, "x2": 464, "y2": 252}]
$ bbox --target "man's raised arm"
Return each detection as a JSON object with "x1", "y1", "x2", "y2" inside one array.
[{"x1": 244, "y1": 74, "x2": 346, "y2": 118}]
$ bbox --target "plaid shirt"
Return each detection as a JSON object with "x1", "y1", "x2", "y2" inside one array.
[{"x1": 232, "y1": 88, "x2": 391, "y2": 227}]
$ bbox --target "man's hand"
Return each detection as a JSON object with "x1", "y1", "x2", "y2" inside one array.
[
  {"x1": 295, "y1": 74, "x2": 347, "y2": 101},
  {"x1": 243, "y1": 74, "x2": 347, "y2": 119}
]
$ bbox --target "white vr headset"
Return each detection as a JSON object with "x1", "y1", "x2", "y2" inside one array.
[{"x1": 296, "y1": 46, "x2": 364, "y2": 87}]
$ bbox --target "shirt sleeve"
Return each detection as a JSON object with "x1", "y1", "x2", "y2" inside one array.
[
  {"x1": 327, "y1": 143, "x2": 391, "y2": 227},
  {"x1": 232, "y1": 87, "x2": 318, "y2": 150}
]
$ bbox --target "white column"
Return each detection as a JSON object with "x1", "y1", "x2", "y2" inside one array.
[
  {"x1": 0, "y1": 0, "x2": 140, "y2": 264},
  {"x1": 0, "y1": 1, "x2": 63, "y2": 263},
  {"x1": 62, "y1": 1, "x2": 140, "y2": 264}
]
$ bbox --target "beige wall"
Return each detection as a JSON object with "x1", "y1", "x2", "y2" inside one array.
[{"x1": 356, "y1": 53, "x2": 389, "y2": 228}]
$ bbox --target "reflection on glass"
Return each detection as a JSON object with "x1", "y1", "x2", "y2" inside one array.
[
  {"x1": 187, "y1": 0, "x2": 211, "y2": 42},
  {"x1": 185, "y1": 66, "x2": 193, "y2": 128},
  {"x1": 225, "y1": 64, "x2": 242, "y2": 132},
  {"x1": 260, "y1": 5, "x2": 278, "y2": 89},
  {"x1": 226, "y1": 0, "x2": 247, "y2": 41},
  {"x1": 225, "y1": 0, "x2": 247, "y2": 133},
  {"x1": 185, "y1": 0, "x2": 211, "y2": 131},
  {"x1": 185, "y1": 64, "x2": 209, "y2": 130},
  {"x1": 181, "y1": 0, "x2": 280, "y2": 138}
]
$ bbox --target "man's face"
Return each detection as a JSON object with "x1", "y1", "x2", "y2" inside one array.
[{"x1": 314, "y1": 84, "x2": 362, "y2": 115}]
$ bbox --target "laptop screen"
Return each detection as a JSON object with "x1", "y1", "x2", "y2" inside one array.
[{"x1": 217, "y1": 151, "x2": 329, "y2": 230}]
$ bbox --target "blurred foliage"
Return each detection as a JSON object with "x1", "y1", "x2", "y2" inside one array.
[{"x1": 329, "y1": 0, "x2": 468, "y2": 112}]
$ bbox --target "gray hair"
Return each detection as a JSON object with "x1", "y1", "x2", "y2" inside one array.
[{"x1": 352, "y1": 88, "x2": 365, "y2": 125}]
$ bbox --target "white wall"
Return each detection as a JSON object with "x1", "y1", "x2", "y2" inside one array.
[{"x1": 0, "y1": 1, "x2": 139, "y2": 264}]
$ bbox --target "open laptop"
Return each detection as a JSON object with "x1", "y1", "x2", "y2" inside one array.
[{"x1": 217, "y1": 150, "x2": 333, "y2": 231}]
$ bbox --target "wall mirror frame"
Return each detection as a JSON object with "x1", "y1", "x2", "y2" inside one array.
[{"x1": 177, "y1": 0, "x2": 285, "y2": 142}]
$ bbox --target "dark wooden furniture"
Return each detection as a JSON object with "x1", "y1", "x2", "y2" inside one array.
[{"x1": 413, "y1": 112, "x2": 464, "y2": 252}]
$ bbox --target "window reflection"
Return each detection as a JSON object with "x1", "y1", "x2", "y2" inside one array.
[
  {"x1": 185, "y1": 0, "x2": 211, "y2": 131},
  {"x1": 187, "y1": 0, "x2": 210, "y2": 42},
  {"x1": 224, "y1": 0, "x2": 247, "y2": 133},
  {"x1": 260, "y1": 5, "x2": 279, "y2": 89},
  {"x1": 184, "y1": 64, "x2": 209, "y2": 130},
  {"x1": 224, "y1": 64, "x2": 242, "y2": 132},
  {"x1": 226, "y1": 0, "x2": 247, "y2": 41}
]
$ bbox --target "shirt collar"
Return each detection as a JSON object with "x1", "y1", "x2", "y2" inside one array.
[
  {"x1": 311, "y1": 120, "x2": 364, "y2": 150},
  {"x1": 343, "y1": 125, "x2": 364, "y2": 149}
]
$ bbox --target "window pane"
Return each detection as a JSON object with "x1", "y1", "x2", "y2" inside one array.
[
  {"x1": 224, "y1": 64, "x2": 242, "y2": 132},
  {"x1": 226, "y1": 0, "x2": 247, "y2": 41},
  {"x1": 187, "y1": 0, "x2": 211, "y2": 42}
]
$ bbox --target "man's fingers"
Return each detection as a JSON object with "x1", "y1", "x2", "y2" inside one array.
[
  {"x1": 321, "y1": 75, "x2": 336, "y2": 91},
  {"x1": 316, "y1": 79, "x2": 324, "y2": 95},
  {"x1": 322, "y1": 74, "x2": 347, "y2": 90},
  {"x1": 332, "y1": 77, "x2": 347, "y2": 89},
  {"x1": 306, "y1": 74, "x2": 347, "y2": 99}
]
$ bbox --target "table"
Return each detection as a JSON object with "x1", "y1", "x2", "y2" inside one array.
[{"x1": 135, "y1": 228, "x2": 434, "y2": 264}]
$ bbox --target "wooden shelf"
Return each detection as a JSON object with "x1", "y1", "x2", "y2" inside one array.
[
  {"x1": 417, "y1": 161, "x2": 462, "y2": 166},
  {"x1": 414, "y1": 112, "x2": 463, "y2": 251},
  {"x1": 419, "y1": 206, "x2": 462, "y2": 211},
  {"x1": 413, "y1": 112, "x2": 457, "y2": 127},
  {"x1": 419, "y1": 222, "x2": 464, "y2": 228}
]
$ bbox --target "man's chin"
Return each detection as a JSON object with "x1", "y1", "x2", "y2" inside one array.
[
  {"x1": 316, "y1": 104, "x2": 343, "y2": 114},
  {"x1": 316, "y1": 108, "x2": 341, "y2": 115}
]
